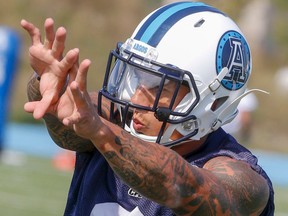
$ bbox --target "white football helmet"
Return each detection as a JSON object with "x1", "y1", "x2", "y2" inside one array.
[{"x1": 98, "y1": 1, "x2": 253, "y2": 147}]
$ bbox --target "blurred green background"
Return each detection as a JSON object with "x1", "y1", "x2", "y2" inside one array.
[{"x1": 0, "y1": 0, "x2": 287, "y2": 215}]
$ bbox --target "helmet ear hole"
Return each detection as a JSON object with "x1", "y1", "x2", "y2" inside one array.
[{"x1": 210, "y1": 96, "x2": 228, "y2": 111}]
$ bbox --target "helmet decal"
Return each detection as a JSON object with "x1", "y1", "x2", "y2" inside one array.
[
  {"x1": 216, "y1": 30, "x2": 251, "y2": 90},
  {"x1": 134, "y1": 2, "x2": 224, "y2": 47}
]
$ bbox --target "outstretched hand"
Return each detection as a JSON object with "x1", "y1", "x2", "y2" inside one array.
[
  {"x1": 21, "y1": 18, "x2": 79, "y2": 119},
  {"x1": 62, "y1": 59, "x2": 103, "y2": 141}
]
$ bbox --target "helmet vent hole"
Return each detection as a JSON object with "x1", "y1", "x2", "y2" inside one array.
[
  {"x1": 210, "y1": 96, "x2": 228, "y2": 111},
  {"x1": 194, "y1": 19, "x2": 205, "y2": 28}
]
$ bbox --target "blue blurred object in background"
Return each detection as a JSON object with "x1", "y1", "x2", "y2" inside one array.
[{"x1": 0, "y1": 27, "x2": 21, "y2": 153}]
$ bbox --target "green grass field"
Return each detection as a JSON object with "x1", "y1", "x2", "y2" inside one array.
[
  {"x1": 0, "y1": 154, "x2": 287, "y2": 215},
  {"x1": 274, "y1": 185, "x2": 288, "y2": 216},
  {"x1": 0, "y1": 154, "x2": 72, "y2": 216}
]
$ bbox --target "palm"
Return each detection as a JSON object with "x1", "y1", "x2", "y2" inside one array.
[
  {"x1": 39, "y1": 71, "x2": 67, "y2": 109},
  {"x1": 51, "y1": 84, "x2": 76, "y2": 121}
]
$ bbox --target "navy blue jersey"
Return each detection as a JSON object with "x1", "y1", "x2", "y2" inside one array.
[{"x1": 64, "y1": 128, "x2": 274, "y2": 215}]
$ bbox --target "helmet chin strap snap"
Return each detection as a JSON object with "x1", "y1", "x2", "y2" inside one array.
[
  {"x1": 155, "y1": 107, "x2": 171, "y2": 122},
  {"x1": 211, "y1": 119, "x2": 222, "y2": 131},
  {"x1": 209, "y1": 67, "x2": 229, "y2": 92}
]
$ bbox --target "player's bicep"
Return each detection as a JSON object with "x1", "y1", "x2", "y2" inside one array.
[{"x1": 204, "y1": 156, "x2": 269, "y2": 215}]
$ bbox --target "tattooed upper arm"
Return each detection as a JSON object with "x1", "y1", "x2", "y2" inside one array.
[
  {"x1": 170, "y1": 156, "x2": 269, "y2": 215},
  {"x1": 201, "y1": 156, "x2": 269, "y2": 216}
]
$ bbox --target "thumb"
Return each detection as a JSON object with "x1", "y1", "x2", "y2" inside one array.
[
  {"x1": 24, "y1": 101, "x2": 38, "y2": 113},
  {"x1": 33, "y1": 93, "x2": 55, "y2": 119}
]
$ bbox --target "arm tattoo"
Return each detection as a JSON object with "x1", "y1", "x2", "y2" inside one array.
[
  {"x1": 26, "y1": 74, "x2": 42, "y2": 102},
  {"x1": 104, "y1": 132, "x2": 171, "y2": 202},
  {"x1": 203, "y1": 158, "x2": 269, "y2": 215},
  {"x1": 102, "y1": 131, "x2": 210, "y2": 208},
  {"x1": 43, "y1": 114, "x2": 95, "y2": 152},
  {"x1": 101, "y1": 130, "x2": 268, "y2": 215}
]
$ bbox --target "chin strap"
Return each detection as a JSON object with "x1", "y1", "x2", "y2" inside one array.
[{"x1": 211, "y1": 89, "x2": 270, "y2": 131}]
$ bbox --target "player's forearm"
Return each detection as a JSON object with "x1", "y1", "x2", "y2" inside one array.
[
  {"x1": 92, "y1": 123, "x2": 249, "y2": 215},
  {"x1": 44, "y1": 113, "x2": 95, "y2": 152},
  {"x1": 91, "y1": 120, "x2": 207, "y2": 210},
  {"x1": 27, "y1": 73, "x2": 42, "y2": 102}
]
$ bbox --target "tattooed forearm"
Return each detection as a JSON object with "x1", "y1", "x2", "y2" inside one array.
[
  {"x1": 27, "y1": 73, "x2": 42, "y2": 102},
  {"x1": 43, "y1": 114, "x2": 95, "y2": 152},
  {"x1": 102, "y1": 129, "x2": 215, "y2": 211},
  {"x1": 99, "y1": 125, "x2": 269, "y2": 215},
  {"x1": 104, "y1": 132, "x2": 170, "y2": 202}
]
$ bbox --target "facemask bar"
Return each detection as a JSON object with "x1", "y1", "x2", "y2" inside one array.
[{"x1": 98, "y1": 42, "x2": 201, "y2": 145}]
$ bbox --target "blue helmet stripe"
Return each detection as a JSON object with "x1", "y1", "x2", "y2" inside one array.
[
  {"x1": 134, "y1": 1, "x2": 183, "y2": 40},
  {"x1": 147, "y1": 5, "x2": 224, "y2": 47},
  {"x1": 134, "y1": 2, "x2": 224, "y2": 47},
  {"x1": 136, "y1": 2, "x2": 200, "y2": 43}
]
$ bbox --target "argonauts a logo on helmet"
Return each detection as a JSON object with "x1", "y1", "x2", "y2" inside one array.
[{"x1": 216, "y1": 30, "x2": 251, "y2": 91}]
